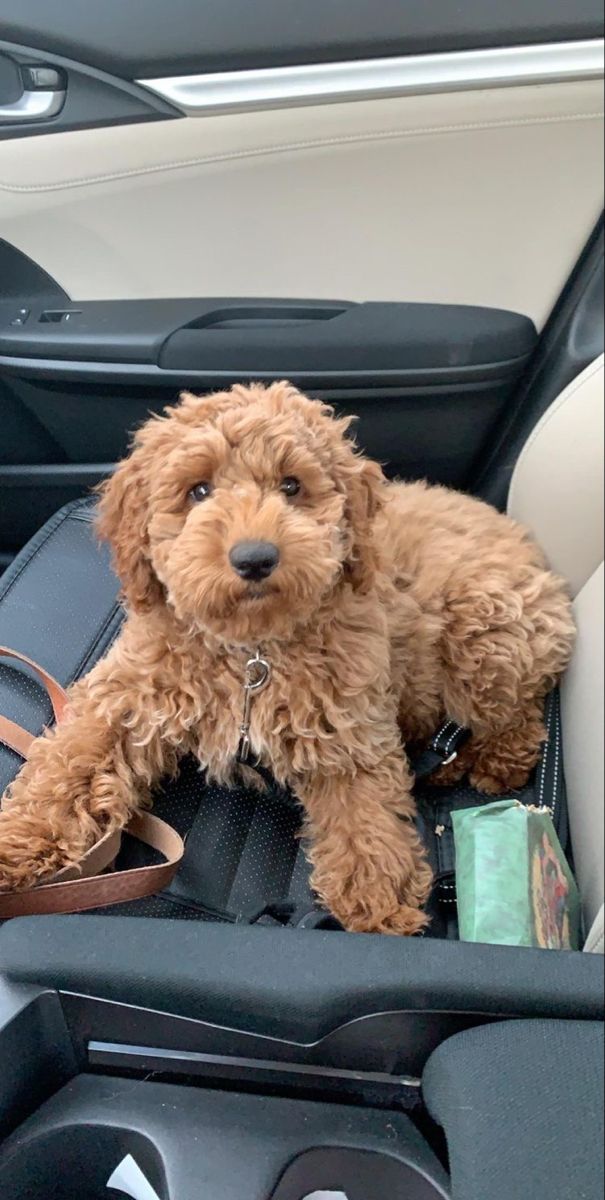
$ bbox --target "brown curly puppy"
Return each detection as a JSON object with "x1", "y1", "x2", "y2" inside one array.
[{"x1": 0, "y1": 383, "x2": 575, "y2": 933}]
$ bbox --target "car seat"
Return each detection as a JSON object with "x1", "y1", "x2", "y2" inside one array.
[{"x1": 508, "y1": 353, "x2": 604, "y2": 951}]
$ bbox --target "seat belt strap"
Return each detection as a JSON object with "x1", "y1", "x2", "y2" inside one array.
[{"x1": 412, "y1": 719, "x2": 471, "y2": 780}]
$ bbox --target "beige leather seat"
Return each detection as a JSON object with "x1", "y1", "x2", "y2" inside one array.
[{"x1": 508, "y1": 354, "x2": 604, "y2": 952}]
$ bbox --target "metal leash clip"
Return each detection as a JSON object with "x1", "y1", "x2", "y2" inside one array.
[{"x1": 236, "y1": 649, "x2": 271, "y2": 764}]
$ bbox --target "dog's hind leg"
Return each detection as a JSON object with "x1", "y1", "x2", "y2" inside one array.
[
  {"x1": 438, "y1": 570, "x2": 573, "y2": 795},
  {"x1": 465, "y1": 703, "x2": 547, "y2": 795}
]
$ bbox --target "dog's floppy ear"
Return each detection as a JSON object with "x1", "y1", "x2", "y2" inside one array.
[
  {"x1": 343, "y1": 455, "x2": 385, "y2": 592},
  {"x1": 96, "y1": 430, "x2": 165, "y2": 614}
]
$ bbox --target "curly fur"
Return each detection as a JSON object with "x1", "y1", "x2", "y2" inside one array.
[{"x1": 0, "y1": 383, "x2": 575, "y2": 933}]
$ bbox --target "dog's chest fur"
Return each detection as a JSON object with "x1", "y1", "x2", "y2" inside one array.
[
  {"x1": 114, "y1": 580, "x2": 446, "y2": 788},
  {"x1": 148, "y1": 586, "x2": 409, "y2": 784},
  {"x1": 186, "y1": 630, "x2": 395, "y2": 783},
  {"x1": 173, "y1": 589, "x2": 441, "y2": 784}
]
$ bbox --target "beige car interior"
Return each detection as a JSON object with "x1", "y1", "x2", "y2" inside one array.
[
  {"x1": 0, "y1": 78, "x2": 602, "y2": 327},
  {"x1": 509, "y1": 354, "x2": 605, "y2": 951}
]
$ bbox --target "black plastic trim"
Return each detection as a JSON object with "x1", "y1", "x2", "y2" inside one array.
[
  {"x1": 87, "y1": 1039, "x2": 423, "y2": 1109},
  {"x1": 0, "y1": 464, "x2": 113, "y2": 488},
  {"x1": 0, "y1": 239, "x2": 68, "y2": 301},
  {"x1": 0, "y1": 1071, "x2": 450, "y2": 1199},
  {"x1": 0, "y1": 37, "x2": 179, "y2": 139},
  {"x1": 59, "y1": 991, "x2": 503, "y2": 1080},
  {"x1": 0, "y1": 52, "x2": 21, "y2": 103},
  {"x1": 0, "y1": 299, "x2": 536, "y2": 370},
  {"x1": 0, "y1": 353, "x2": 533, "y2": 391},
  {"x1": 0, "y1": 1, "x2": 602, "y2": 79},
  {"x1": 0, "y1": 298, "x2": 536, "y2": 400},
  {"x1": 0, "y1": 981, "x2": 76, "y2": 1141},
  {"x1": 1, "y1": 918, "x2": 602, "y2": 1041}
]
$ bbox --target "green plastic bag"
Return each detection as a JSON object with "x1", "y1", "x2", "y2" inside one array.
[{"x1": 452, "y1": 800, "x2": 581, "y2": 949}]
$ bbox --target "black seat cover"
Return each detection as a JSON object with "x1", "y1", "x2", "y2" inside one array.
[{"x1": 0, "y1": 500, "x2": 122, "y2": 796}]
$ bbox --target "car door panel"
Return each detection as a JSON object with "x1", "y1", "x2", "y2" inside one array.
[
  {"x1": 0, "y1": 293, "x2": 536, "y2": 553},
  {"x1": 0, "y1": 40, "x2": 175, "y2": 142},
  {"x1": 0, "y1": 80, "x2": 602, "y2": 324}
]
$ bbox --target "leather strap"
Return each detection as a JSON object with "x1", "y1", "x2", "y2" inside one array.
[
  {"x1": 0, "y1": 812, "x2": 183, "y2": 918},
  {"x1": 52, "y1": 826, "x2": 122, "y2": 882},
  {"x1": 0, "y1": 646, "x2": 184, "y2": 918},
  {"x1": 0, "y1": 645, "x2": 69, "y2": 758},
  {"x1": 0, "y1": 715, "x2": 36, "y2": 760},
  {"x1": 0, "y1": 645, "x2": 69, "y2": 721}
]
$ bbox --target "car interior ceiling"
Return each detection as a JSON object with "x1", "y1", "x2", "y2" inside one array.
[{"x1": 0, "y1": 5, "x2": 603, "y2": 1199}]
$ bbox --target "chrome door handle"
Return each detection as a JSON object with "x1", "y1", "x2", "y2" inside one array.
[
  {"x1": 0, "y1": 65, "x2": 66, "y2": 123},
  {"x1": 0, "y1": 89, "x2": 65, "y2": 122}
]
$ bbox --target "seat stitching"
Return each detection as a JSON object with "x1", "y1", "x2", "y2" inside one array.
[
  {"x1": 1, "y1": 110, "x2": 602, "y2": 194},
  {"x1": 551, "y1": 690, "x2": 561, "y2": 824},
  {"x1": 537, "y1": 692, "x2": 555, "y2": 809}
]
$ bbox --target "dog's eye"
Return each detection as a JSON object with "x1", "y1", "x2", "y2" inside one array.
[
  {"x1": 189, "y1": 481, "x2": 213, "y2": 503},
  {"x1": 280, "y1": 477, "x2": 301, "y2": 498}
]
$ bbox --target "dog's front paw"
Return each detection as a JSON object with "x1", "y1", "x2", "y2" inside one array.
[
  {"x1": 0, "y1": 814, "x2": 66, "y2": 892},
  {"x1": 340, "y1": 904, "x2": 429, "y2": 936},
  {"x1": 316, "y1": 884, "x2": 429, "y2": 936},
  {"x1": 0, "y1": 851, "x2": 58, "y2": 893}
]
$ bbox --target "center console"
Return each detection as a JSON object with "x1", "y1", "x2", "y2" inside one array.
[{"x1": 1, "y1": 918, "x2": 603, "y2": 1199}]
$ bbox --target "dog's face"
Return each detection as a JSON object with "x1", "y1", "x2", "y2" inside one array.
[{"x1": 98, "y1": 383, "x2": 384, "y2": 643}]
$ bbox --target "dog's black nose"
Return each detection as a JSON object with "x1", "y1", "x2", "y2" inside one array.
[{"x1": 229, "y1": 540, "x2": 280, "y2": 581}]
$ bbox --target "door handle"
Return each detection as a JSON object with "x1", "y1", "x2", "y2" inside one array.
[{"x1": 0, "y1": 65, "x2": 66, "y2": 123}]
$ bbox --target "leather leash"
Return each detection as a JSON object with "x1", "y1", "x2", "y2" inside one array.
[{"x1": 0, "y1": 645, "x2": 184, "y2": 919}]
